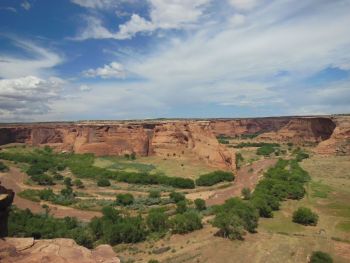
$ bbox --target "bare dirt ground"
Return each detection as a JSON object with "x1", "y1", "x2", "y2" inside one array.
[
  {"x1": 0, "y1": 166, "x2": 101, "y2": 221},
  {"x1": 204, "y1": 158, "x2": 277, "y2": 206}
]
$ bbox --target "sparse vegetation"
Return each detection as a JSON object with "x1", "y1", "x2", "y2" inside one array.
[
  {"x1": 0, "y1": 161, "x2": 9, "y2": 172},
  {"x1": 194, "y1": 198, "x2": 206, "y2": 211},
  {"x1": 97, "y1": 177, "x2": 111, "y2": 187},
  {"x1": 116, "y1": 193, "x2": 135, "y2": 206},
  {"x1": 310, "y1": 251, "x2": 333, "y2": 263},
  {"x1": 195, "y1": 171, "x2": 234, "y2": 186},
  {"x1": 292, "y1": 207, "x2": 318, "y2": 226}
]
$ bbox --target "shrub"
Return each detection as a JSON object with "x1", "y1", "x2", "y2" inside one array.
[
  {"x1": 256, "y1": 145, "x2": 276, "y2": 156},
  {"x1": 241, "y1": 187, "x2": 251, "y2": 200},
  {"x1": 213, "y1": 211, "x2": 245, "y2": 240},
  {"x1": 176, "y1": 200, "x2": 187, "y2": 214},
  {"x1": 97, "y1": 178, "x2": 111, "y2": 187},
  {"x1": 212, "y1": 198, "x2": 259, "y2": 233},
  {"x1": 148, "y1": 260, "x2": 159, "y2": 263},
  {"x1": 64, "y1": 177, "x2": 72, "y2": 187},
  {"x1": 149, "y1": 190, "x2": 160, "y2": 199},
  {"x1": 169, "y1": 192, "x2": 185, "y2": 203},
  {"x1": 195, "y1": 171, "x2": 234, "y2": 186},
  {"x1": 32, "y1": 174, "x2": 54, "y2": 185},
  {"x1": 170, "y1": 211, "x2": 202, "y2": 234},
  {"x1": 194, "y1": 198, "x2": 206, "y2": 211},
  {"x1": 73, "y1": 179, "x2": 84, "y2": 189},
  {"x1": 0, "y1": 161, "x2": 9, "y2": 172},
  {"x1": 116, "y1": 193, "x2": 134, "y2": 206},
  {"x1": 53, "y1": 173, "x2": 64, "y2": 180},
  {"x1": 293, "y1": 207, "x2": 318, "y2": 226},
  {"x1": 146, "y1": 208, "x2": 168, "y2": 232},
  {"x1": 235, "y1": 153, "x2": 244, "y2": 169},
  {"x1": 310, "y1": 251, "x2": 333, "y2": 263}
]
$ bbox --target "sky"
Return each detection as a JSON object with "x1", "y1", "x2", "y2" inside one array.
[{"x1": 0, "y1": 0, "x2": 350, "y2": 122}]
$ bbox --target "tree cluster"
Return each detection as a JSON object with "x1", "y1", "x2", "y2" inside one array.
[{"x1": 195, "y1": 171, "x2": 234, "y2": 186}]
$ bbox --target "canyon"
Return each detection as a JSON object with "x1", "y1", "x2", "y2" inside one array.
[{"x1": 0, "y1": 115, "x2": 349, "y2": 171}]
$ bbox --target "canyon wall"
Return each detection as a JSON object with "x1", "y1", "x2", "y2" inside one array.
[
  {"x1": 0, "y1": 121, "x2": 236, "y2": 170},
  {"x1": 0, "y1": 116, "x2": 348, "y2": 169}
]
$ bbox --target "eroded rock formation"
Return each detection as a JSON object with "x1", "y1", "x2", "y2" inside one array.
[
  {"x1": 315, "y1": 116, "x2": 350, "y2": 155},
  {"x1": 0, "y1": 238, "x2": 120, "y2": 263}
]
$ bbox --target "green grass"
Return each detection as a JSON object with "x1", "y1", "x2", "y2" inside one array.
[
  {"x1": 18, "y1": 189, "x2": 41, "y2": 202},
  {"x1": 309, "y1": 180, "x2": 332, "y2": 198},
  {"x1": 336, "y1": 221, "x2": 350, "y2": 232}
]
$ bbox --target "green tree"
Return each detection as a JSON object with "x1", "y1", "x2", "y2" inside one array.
[
  {"x1": 241, "y1": 187, "x2": 251, "y2": 200},
  {"x1": 169, "y1": 192, "x2": 185, "y2": 203},
  {"x1": 73, "y1": 179, "x2": 84, "y2": 189},
  {"x1": 146, "y1": 208, "x2": 168, "y2": 232},
  {"x1": 176, "y1": 200, "x2": 187, "y2": 214},
  {"x1": 116, "y1": 193, "x2": 134, "y2": 206},
  {"x1": 292, "y1": 207, "x2": 318, "y2": 226},
  {"x1": 64, "y1": 177, "x2": 72, "y2": 187},
  {"x1": 310, "y1": 251, "x2": 333, "y2": 263},
  {"x1": 97, "y1": 178, "x2": 111, "y2": 187},
  {"x1": 194, "y1": 198, "x2": 206, "y2": 211},
  {"x1": 213, "y1": 211, "x2": 245, "y2": 240},
  {"x1": 170, "y1": 211, "x2": 202, "y2": 234}
]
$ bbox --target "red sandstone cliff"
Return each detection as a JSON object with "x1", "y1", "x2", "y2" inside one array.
[
  {"x1": 257, "y1": 117, "x2": 336, "y2": 144},
  {"x1": 315, "y1": 116, "x2": 350, "y2": 155}
]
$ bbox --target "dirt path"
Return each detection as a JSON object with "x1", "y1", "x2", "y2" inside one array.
[
  {"x1": 205, "y1": 158, "x2": 277, "y2": 206},
  {"x1": 0, "y1": 166, "x2": 101, "y2": 221}
]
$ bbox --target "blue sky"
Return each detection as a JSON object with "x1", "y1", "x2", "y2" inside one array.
[{"x1": 0, "y1": 0, "x2": 350, "y2": 121}]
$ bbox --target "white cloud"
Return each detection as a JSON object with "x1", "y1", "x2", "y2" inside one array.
[
  {"x1": 79, "y1": 84, "x2": 92, "y2": 91},
  {"x1": 21, "y1": 1, "x2": 31, "y2": 10},
  {"x1": 83, "y1": 62, "x2": 126, "y2": 79},
  {"x1": 0, "y1": 7, "x2": 17, "y2": 13},
  {"x1": 228, "y1": 0, "x2": 260, "y2": 10},
  {"x1": 70, "y1": 0, "x2": 115, "y2": 9},
  {"x1": 74, "y1": 0, "x2": 211, "y2": 40},
  {"x1": 0, "y1": 38, "x2": 63, "y2": 79},
  {"x1": 0, "y1": 76, "x2": 64, "y2": 120}
]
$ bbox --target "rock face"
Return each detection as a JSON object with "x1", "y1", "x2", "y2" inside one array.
[
  {"x1": 209, "y1": 118, "x2": 290, "y2": 137},
  {"x1": 0, "y1": 121, "x2": 235, "y2": 170},
  {"x1": 315, "y1": 116, "x2": 350, "y2": 155},
  {"x1": 0, "y1": 116, "x2": 348, "y2": 168},
  {"x1": 0, "y1": 238, "x2": 120, "y2": 263},
  {"x1": 257, "y1": 117, "x2": 336, "y2": 144}
]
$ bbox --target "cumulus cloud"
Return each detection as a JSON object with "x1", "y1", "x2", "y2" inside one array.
[
  {"x1": 21, "y1": 1, "x2": 31, "y2": 10},
  {"x1": 0, "y1": 76, "x2": 64, "y2": 120},
  {"x1": 73, "y1": 0, "x2": 211, "y2": 40},
  {"x1": 83, "y1": 62, "x2": 126, "y2": 79},
  {"x1": 0, "y1": 38, "x2": 63, "y2": 79}
]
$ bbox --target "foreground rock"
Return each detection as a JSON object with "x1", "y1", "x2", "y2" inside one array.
[{"x1": 0, "y1": 238, "x2": 120, "y2": 263}]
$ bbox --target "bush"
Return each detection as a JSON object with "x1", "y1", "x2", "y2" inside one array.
[
  {"x1": 213, "y1": 211, "x2": 245, "y2": 240},
  {"x1": 195, "y1": 171, "x2": 234, "y2": 186},
  {"x1": 97, "y1": 178, "x2": 111, "y2": 187},
  {"x1": 194, "y1": 198, "x2": 206, "y2": 211},
  {"x1": 32, "y1": 174, "x2": 54, "y2": 185},
  {"x1": 256, "y1": 145, "x2": 276, "y2": 156},
  {"x1": 64, "y1": 177, "x2": 72, "y2": 187},
  {"x1": 53, "y1": 173, "x2": 64, "y2": 180},
  {"x1": 148, "y1": 260, "x2": 159, "y2": 263},
  {"x1": 170, "y1": 211, "x2": 202, "y2": 234},
  {"x1": 212, "y1": 198, "x2": 259, "y2": 234},
  {"x1": 0, "y1": 161, "x2": 9, "y2": 172},
  {"x1": 292, "y1": 207, "x2": 318, "y2": 226},
  {"x1": 149, "y1": 190, "x2": 160, "y2": 199},
  {"x1": 235, "y1": 153, "x2": 244, "y2": 169},
  {"x1": 310, "y1": 251, "x2": 333, "y2": 263},
  {"x1": 169, "y1": 192, "x2": 185, "y2": 203},
  {"x1": 73, "y1": 179, "x2": 84, "y2": 189},
  {"x1": 176, "y1": 200, "x2": 187, "y2": 214},
  {"x1": 241, "y1": 187, "x2": 251, "y2": 200},
  {"x1": 116, "y1": 193, "x2": 134, "y2": 206},
  {"x1": 146, "y1": 208, "x2": 168, "y2": 232}
]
